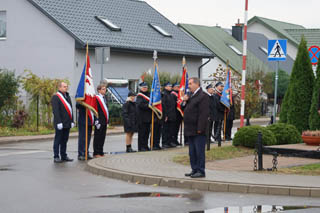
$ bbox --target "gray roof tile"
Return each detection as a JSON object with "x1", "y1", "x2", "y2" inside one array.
[{"x1": 27, "y1": 0, "x2": 213, "y2": 57}]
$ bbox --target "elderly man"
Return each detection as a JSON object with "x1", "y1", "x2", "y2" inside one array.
[
  {"x1": 206, "y1": 84, "x2": 215, "y2": 143},
  {"x1": 213, "y1": 82, "x2": 225, "y2": 145},
  {"x1": 182, "y1": 77, "x2": 209, "y2": 178},
  {"x1": 51, "y1": 81, "x2": 75, "y2": 163}
]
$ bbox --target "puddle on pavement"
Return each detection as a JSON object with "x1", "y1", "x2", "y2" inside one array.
[
  {"x1": 189, "y1": 205, "x2": 320, "y2": 213},
  {"x1": 94, "y1": 192, "x2": 202, "y2": 200}
]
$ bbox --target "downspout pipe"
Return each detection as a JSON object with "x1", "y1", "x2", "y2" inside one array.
[{"x1": 198, "y1": 58, "x2": 212, "y2": 83}]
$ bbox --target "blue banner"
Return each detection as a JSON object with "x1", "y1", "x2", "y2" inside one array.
[
  {"x1": 149, "y1": 64, "x2": 162, "y2": 119},
  {"x1": 221, "y1": 70, "x2": 232, "y2": 109}
]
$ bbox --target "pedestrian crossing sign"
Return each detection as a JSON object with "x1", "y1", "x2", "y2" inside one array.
[{"x1": 268, "y1": 39, "x2": 287, "y2": 61}]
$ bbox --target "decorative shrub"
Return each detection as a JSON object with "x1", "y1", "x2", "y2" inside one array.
[
  {"x1": 233, "y1": 125, "x2": 277, "y2": 148},
  {"x1": 12, "y1": 109, "x2": 28, "y2": 128},
  {"x1": 266, "y1": 123, "x2": 302, "y2": 145}
]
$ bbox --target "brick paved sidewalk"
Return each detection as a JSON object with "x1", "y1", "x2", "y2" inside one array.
[{"x1": 87, "y1": 144, "x2": 320, "y2": 197}]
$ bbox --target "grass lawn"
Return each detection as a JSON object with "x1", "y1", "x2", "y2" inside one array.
[
  {"x1": 173, "y1": 145, "x2": 254, "y2": 165},
  {"x1": 277, "y1": 163, "x2": 320, "y2": 176}
]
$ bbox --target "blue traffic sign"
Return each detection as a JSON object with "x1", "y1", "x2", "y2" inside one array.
[
  {"x1": 308, "y1": 45, "x2": 320, "y2": 65},
  {"x1": 268, "y1": 39, "x2": 287, "y2": 61}
]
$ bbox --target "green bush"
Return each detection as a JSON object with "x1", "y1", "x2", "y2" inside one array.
[
  {"x1": 266, "y1": 123, "x2": 302, "y2": 145},
  {"x1": 233, "y1": 125, "x2": 276, "y2": 148}
]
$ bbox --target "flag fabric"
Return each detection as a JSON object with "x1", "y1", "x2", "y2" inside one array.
[
  {"x1": 177, "y1": 65, "x2": 189, "y2": 116},
  {"x1": 149, "y1": 64, "x2": 162, "y2": 119},
  {"x1": 75, "y1": 45, "x2": 98, "y2": 123},
  {"x1": 220, "y1": 69, "x2": 232, "y2": 109}
]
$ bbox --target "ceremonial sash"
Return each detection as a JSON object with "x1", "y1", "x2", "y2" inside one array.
[
  {"x1": 137, "y1": 93, "x2": 150, "y2": 101},
  {"x1": 88, "y1": 109, "x2": 94, "y2": 125},
  {"x1": 56, "y1": 92, "x2": 72, "y2": 119},
  {"x1": 171, "y1": 91, "x2": 178, "y2": 97},
  {"x1": 96, "y1": 94, "x2": 109, "y2": 123},
  {"x1": 171, "y1": 91, "x2": 183, "y2": 116}
]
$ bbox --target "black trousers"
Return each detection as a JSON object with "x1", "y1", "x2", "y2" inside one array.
[
  {"x1": 225, "y1": 119, "x2": 233, "y2": 139},
  {"x1": 93, "y1": 124, "x2": 107, "y2": 156},
  {"x1": 214, "y1": 120, "x2": 223, "y2": 142},
  {"x1": 162, "y1": 121, "x2": 175, "y2": 145},
  {"x1": 53, "y1": 128, "x2": 70, "y2": 159},
  {"x1": 208, "y1": 120, "x2": 213, "y2": 143},
  {"x1": 138, "y1": 122, "x2": 150, "y2": 150},
  {"x1": 152, "y1": 122, "x2": 162, "y2": 148},
  {"x1": 173, "y1": 116, "x2": 182, "y2": 144},
  {"x1": 78, "y1": 123, "x2": 92, "y2": 157},
  {"x1": 188, "y1": 135, "x2": 206, "y2": 175}
]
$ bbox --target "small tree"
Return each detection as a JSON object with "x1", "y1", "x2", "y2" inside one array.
[
  {"x1": 309, "y1": 58, "x2": 320, "y2": 130},
  {"x1": 279, "y1": 83, "x2": 291, "y2": 123},
  {"x1": 287, "y1": 36, "x2": 314, "y2": 132},
  {"x1": 0, "y1": 69, "x2": 20, "y2": 126}
]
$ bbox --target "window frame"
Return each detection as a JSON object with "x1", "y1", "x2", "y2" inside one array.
[{"x1": 0, "y1": 10, "x2": 7, "y2": 40}]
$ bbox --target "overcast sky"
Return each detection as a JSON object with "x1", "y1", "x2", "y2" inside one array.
[{"x1": 144, "y1": 0, "x2": 319, "y2": 28}]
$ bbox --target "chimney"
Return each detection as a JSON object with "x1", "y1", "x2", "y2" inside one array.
[{"x1": 232, "y1": 19, "x2": 243, "y2": 42}]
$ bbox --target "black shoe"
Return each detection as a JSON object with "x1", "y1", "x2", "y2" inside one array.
[
  {"x1": 126, "y1": 147, "x2": 137, "y2": 153},
  {"x1": 87, "y1": 154, "x2": 93, "y2": 159},
  {"x1": 185, "y1": 171, "x2": 196, "y2": 177},
  {"x1": 169, "y1": 143, "x2": 177, "y2": 148},
  {"x1": 225, "y1": 137, "x2": 233, "y2": 141},
  {"x1": 162, "y1": 144, "x2": 171, "y2": 149},
  {"x1": 152, "y1": 146, "x2": 162, "y2": 150},
  {"x1": 62, "y1": 156, "x2": 73, "y2": 162},
  {"x1": 139, "y1": 148, "x2": 148, "y2": 152},
  {"x1": 54, "y1": 157, "x2": 63, "y2": 163},
  {"x1": 190, "y1": 172, "x2": 205, "y2": 178},
  {"x1": 175, "y1": 141, "x2": 182, "y2": 146}
]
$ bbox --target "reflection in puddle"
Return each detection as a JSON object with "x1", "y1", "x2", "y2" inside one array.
[
  {"x1": 94, "y1": 192, "x2": 202, "y2": 200},
  {"x1": 190, "y1": 205, "x2": 320, "y2": 213}
]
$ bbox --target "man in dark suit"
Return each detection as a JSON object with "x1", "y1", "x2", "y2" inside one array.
[
  {"x1": 51, "y1": 81, "x2": 74, "y2": 163},
  {"x1": 136, "y1": 82, "x2": 152, "y2": 151},
  {"x1": 77, "y1": 102, "x2": 94, "y2": 160},
  {"x1": 213, "y1": 82, "x2": 225, "y2": 145},
  {"x1": 182, "y1": 77, "x2": 209, "y2": 178},
  {"x1": 206, "y1": 84, "x2": 215, "y2": 143},
  {"x1": 161, "y1": 82, "x2": 177, "y2": 148},
  {"x1": 93, "y1": 84, "x2": 109, "y2": 158}
]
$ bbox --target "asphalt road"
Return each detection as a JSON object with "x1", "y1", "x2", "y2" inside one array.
[{"x1": 1, "y1": 121, "x2": 320, "y2": 213}]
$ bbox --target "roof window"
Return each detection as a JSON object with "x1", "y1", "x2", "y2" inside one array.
[
  {"x1": 95, "y1": 16, "x2": 121, "y2": 31},
  {"x1": 227, "y1": 44, "x2": 242, "y2": 55},
  {"x1": 259, "y1": 46, "x2": 268, "y2": 55},
  {"x1": 149, "y1": 23, "x2": 172, "y2": 37}
]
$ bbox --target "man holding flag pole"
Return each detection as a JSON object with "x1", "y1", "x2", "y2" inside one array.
[
  {"x1": 148, "y1": 50, "x2": 163, "y2": 150},
  {"x1": 75, "y1": 43, "x2": 98, "y2": 161}
]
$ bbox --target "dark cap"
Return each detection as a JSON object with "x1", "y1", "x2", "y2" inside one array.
[
  {"x1": 206, "y1": 84, "x2": 213, "y2": 89},
  {"x1": 139, "y1": 82, "x2": 148, "y2": 87},
  {"x1": 128, "y1": 91, "x2": 136, "y2": 97},
  {"x1": 173, "y1": 82, "x2": 180, "y2": 87},
  {"x1": 215, "y1": 82, "x2": 223, "y2": 87},
  {"x1": 163, "y1": 82, "x2": 172, "y2": 87}
]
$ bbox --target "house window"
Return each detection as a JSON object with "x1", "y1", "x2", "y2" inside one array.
[
  {"x1": 259, "y1": 46, "x2": 268, "y2": 55},
  {"x1": 227, "y1": 44, "x2": 242, "y2": 55},
  {"x1": 95, "y1": 16, "x2": 121, "y2": 31},
  {"x1": 0, "y1": 11, "x2": 6, "y2": 39},
  {"x1": 149, "y1": 23, "x2": 172, "y2": 37}
]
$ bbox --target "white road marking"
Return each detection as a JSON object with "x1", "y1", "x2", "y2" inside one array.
[{"x1": 0, "y1": 150, "x2": 47, "y2": 157}]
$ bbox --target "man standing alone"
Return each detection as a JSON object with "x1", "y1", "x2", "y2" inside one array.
[
  {"x1": 182, "y1": 77, "x2": 209, "y2": 178},
  {"x1": 93, "y1": 84, "x2": 109, "y2": 158},
  {"x1": 51, "y1": 81, "x2": 74, "y2": 163}
]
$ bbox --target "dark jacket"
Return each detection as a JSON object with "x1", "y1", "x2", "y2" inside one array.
[
  {"x1": 162, "y1": 89, "x2": 176, "y2": 121},
  {"x1": 96, "y1": 95, "x2": 109, "y2": 125},
  {"x1": 122, "y1": 100, "x2": 138, "y2": 133},
  {"x1": 213, "y1": 92, "x2": 225, "y2": 121},
  {"x1": 136, "y1": 91, "x2": 152, "y2": 123},
  {"x1": 227, "y1": 104, "x2": 235, "y2": 120},
  {"x1": 76, "y1": 103, "x2": 93, "y2": 126},
  {"x1": 182, "y1": 88, "x2": 209, "y2": 136},
  {"x1": 51, "y1": 91, "x2": 74, "y2": 128},
  {"x1": 208, "y1": 93, "x2": 215, "y2": 121}
]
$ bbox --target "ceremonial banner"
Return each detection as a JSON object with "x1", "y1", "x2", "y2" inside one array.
[
  {"x1": 177, "y1": 64, "x2": 188, "y2": 116},
  {"x1": 149, "y1": 64, "x2": 162, "y2": 119},
  {"x1": 220, "y1": 69, "x2": 232, "y2": 109}
]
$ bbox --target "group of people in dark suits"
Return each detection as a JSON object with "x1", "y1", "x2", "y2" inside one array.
[
  {"x1": 51, "y1": 82, "x2": 109, "y2": 163},
  {"x1": 122, "y1": 81, "x2": 183, "y2": 152}
]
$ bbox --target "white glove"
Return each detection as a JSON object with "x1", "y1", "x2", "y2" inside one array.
[
  {"x1": 57, "y1": 123, "x2": 63, "y2": 130},
  {"x1": 95, "y1": 120, "x2": 99, "y2": 126},
  {"x1": 96, "y1": 124, "x2": 101, "y2": 130},
  {"x1": 71, "y1": 122, "x2": 75, "y2": 128}
]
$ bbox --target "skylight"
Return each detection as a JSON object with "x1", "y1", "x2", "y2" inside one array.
[
  {"x1": 149, "y1": 23, "x2": 172, "y2": 37},
  {"x1": 227, "y1": 44, "x2": 242, "y2": 55},
  {"x1": 259, "y1": 46, "x2": 268, "y2": 55},
  {"x1": 95, "y1": 16, "x2": 121, "y2": 31}
]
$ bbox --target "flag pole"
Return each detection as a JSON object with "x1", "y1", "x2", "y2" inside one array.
[
  {"x1": 85, "y1": 43, "x2": 89, "y2": 161},
  {"x1": 224, "y1": 108, "x2": 227, "y2": 141},
  {"x1": 150, "y1": 51, "x2": 157, "y2": 150}
]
